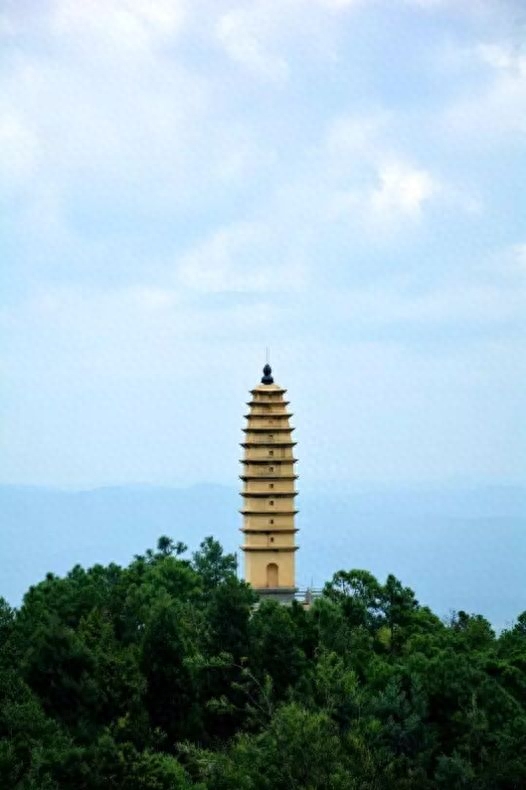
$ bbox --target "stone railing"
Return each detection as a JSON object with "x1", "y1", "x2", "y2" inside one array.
[{"x1": 294, "y1": 588, "x2": 323, "y2": 605}]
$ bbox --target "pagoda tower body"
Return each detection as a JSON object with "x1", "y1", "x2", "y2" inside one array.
[{"x1": 240, "y1": 364, "x2": 298, "y2": 602}]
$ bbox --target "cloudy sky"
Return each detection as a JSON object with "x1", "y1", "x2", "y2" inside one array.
[{"x1": 1, "y1": 0, "x2": 525, "y2": 489}]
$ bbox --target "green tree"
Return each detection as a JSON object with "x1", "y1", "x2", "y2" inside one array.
[
  {"x1": 323, "y1": 569, "x2": 384, "y2": 631},
  {"x1": 192, "y1": 537, "x2": 238, "y2": 591},
  {"x1": 249, "y1": 601, "x2": 307, "y2": 702},
  {"x1": 142, "y1": 598, "x2": 201, "y2": 745}
]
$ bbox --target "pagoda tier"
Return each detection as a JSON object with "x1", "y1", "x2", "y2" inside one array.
[
  {"x1": 241, "y1": 483, "x2": 298, "y2": 494},
  {"x1": 241, "y1": 513, "x2": 299, "y2": 530},
  {"x1": 241, "y1": 454, "x2": 296, "y2": 463},
  {"x1": 240, "y1": 365, "x2": 299, "y2": 601}
]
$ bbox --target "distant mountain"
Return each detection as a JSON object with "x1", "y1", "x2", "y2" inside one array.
[{"x1": 1, "y1": 483, "x2": 525, "y2": 629}]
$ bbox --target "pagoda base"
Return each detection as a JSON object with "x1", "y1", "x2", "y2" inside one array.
[{"x1": 253, "y1": 586, "x2": 297, "y2": 604}]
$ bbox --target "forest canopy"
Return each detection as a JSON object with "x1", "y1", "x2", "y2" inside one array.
[{"x1": 1, "y1": 535, "x2": 526, "y2": 789}]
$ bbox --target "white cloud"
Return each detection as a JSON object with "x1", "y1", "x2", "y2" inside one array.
[
  {"x1": 0, "y1": 113, "x2": 38, "y2": 187},
  {"x1": 177, "y1": 223, "x2": 266, "y2": 292},
  {"x1": 214, "y1": 0, "x2": 365, "y2": 81},
  {"x1": 487, "y1": 243, "x2": 526, "y2": 281},
  {"x1": 212, "y1": 126, "x2": 278, "y2": 183},
  {"x1": 370, "y1": 160, "x2": 437, "y2": 217},
  {"x1": 0, "y1": 2, "x2": 209, "y2": 220},
  {"x1": 323, "y1": 109, "x2": 490, "y2": 232},
  {"x1": 177, "y1": 222, "x2": 305, "y2": 293},
  {"x1": 311, "y1": 0, "x2": 361, "y2": 8},
  {"x1": 325, "y1": 112, "x2": 390, "y2": 163},
  {"x1": 477, "y1": 43, "x2": 526, "y2": 75},
  {"x1": 0, "y1": 11, "x2": 15, "y2": 36},
  {"x1": 443, "y1": 40, "x2": 526, "y2": 140},
  {"x1": 52, "y1": 0, "x2": 186, "y2": 56},
  {"x1": 512, "y1": 244, "x2": 526, "y2": 273},
  {"x1": 216, "y1": 6, "x2": 289, "y2": 82},
  {"x1": 321, "y1": 277, "x2": 525, "y2": 330},
  {"x1": 403, "y1": 0, "x2": 446, "y2": 7},
  {"x1": 323, "y1": 113, "x2": 440, "y2": 223}
]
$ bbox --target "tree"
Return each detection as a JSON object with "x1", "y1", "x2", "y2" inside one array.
[
  {"x1": 189, "y1": 703, "x2": 349, "y2": 790},
  {"x1": 249, "y1": 601, "x2": 307, "y2": 701},
  {"x1": 380, "y1": 574, "x2": 419, "y2": 654},
  {"x1": 323, "y1": 569, "x2": 383, "y2": 630},
  {"x1": 192, "y1": 537, "x2": 238, "y2": 591},
  {"x1": 141, "y1": 598, "x2": 201, "y2": 745},
  {"x1": 157, "y1": 536, "x2": 188, "y2": 558}
]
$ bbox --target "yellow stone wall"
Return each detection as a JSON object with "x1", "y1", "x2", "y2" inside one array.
[
  {"x1": 244, "y1": 549, "x2": 296, "y2": 590},
  {"x1": 241, "y1": 445, "x2": 294, "y2": 461},
  {"x1": 242, "y1": 461, "x2": 296, "y2": 477},
  {"x1": 242, "y1": 513, "x2": 298, "y2": 530},
  {"x1": 242, "y1": 479, "x2": 296, "y2": 494}
]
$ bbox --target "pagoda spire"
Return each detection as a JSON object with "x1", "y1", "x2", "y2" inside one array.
[
  {"x1": 240, "y1": 365, "x2": 298, "y2": 602},
  {"x1": 261, "y1": 363, "x2": 274, "y2": 384}
]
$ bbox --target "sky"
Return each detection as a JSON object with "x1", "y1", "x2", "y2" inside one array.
[{"x1": 1, "y1": 0, "x2": 525, "y2": 489}]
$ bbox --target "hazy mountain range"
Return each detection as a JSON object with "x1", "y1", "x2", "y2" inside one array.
[{"x1": 1, "y1": 483, "x2": 524, "y2": 629}]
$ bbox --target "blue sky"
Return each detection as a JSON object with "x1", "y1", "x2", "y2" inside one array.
[{"x1": 1, "y1": 0, "x2": 525, "y2": 488}]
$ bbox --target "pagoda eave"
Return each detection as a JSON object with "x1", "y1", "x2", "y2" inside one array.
[
  {"x1": 243, "y1": 427, "x2": 295, "y2": 433},
  {"x1": 240, "y1": 491, "x2": 298, "y2": 498},
  {"x1": 250, "y1": 385, "x2": 287, "y2": 390},
  {"x1": 253, "y1": 586, "x2": 298, "y2": 596},
  {"x1": 244, "y1": 413, "x2": 293, "y2": 420},
  {"x1": 246, "y1": 400, "x2": 290, "y2": 407},
  {"x1": 241, "y1": 527, "x2": 299, "y2": 534},
  {"x1": 240, "y1": 545, "x2": 299, "y2": 552},
  {"x1": 241, "y1": 458, "x2": 298, "y2": 465},
  {"x1": 239, "y1": 474, "x2": 298, "y2": 481},
  {"x1": 240, "y1": 441, "x2": 297, "y2": 449},
  {"x1": 239, "y1": 509, "x2": 299, "y2": 516}
]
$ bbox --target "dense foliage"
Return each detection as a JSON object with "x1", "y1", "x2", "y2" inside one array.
[{"x1": 1, "y1": 536, "x2": 526, "y2": 789}]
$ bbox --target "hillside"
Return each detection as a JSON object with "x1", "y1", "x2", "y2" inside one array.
[{"x1": 1, "y1": 535, "x2": 526, "y2": 788}]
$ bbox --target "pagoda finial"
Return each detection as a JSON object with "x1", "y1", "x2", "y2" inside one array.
[{"x1": 261, "y1": 363, "x2": 274, "y2": 384}]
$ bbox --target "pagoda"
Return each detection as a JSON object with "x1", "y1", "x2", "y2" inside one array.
[{"x1": 240, "y1": 364, "x2": 298, "y2": 602}]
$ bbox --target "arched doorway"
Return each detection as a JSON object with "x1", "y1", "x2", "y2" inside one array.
[{"x1": 266, "y1": 562, "x2": 279, "y2": 588}]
